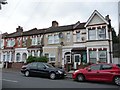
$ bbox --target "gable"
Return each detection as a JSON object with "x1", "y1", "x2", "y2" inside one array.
[
  {"x1": 88, "y1": 14, "x2": 106, "y2": 25},
  {"x1": 85, "y1": 10, "x2": 109, "y2": 27}
]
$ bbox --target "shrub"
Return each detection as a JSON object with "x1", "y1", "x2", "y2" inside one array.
[{"x1": 26, "y1": 55, "x2": 48, "y2": 63}]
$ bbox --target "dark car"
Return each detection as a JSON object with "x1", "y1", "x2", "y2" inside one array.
[
  {"x1": 21, "y1": 62, "x2": 66, "y2": 79},
  {"x1": 72, "y1": 63, "x2": 120, "y2": 86}
]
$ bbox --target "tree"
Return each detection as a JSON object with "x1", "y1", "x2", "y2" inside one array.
[{"x1": 112, "y1": 28, "x2": 119, "y2": 44}]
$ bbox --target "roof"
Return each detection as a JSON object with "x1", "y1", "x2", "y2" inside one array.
[
  {"x1": 4, "y1": 22, "x2": 86, "y2": 38},
  {"x1": 45, "y1": 22, "x2": 86, "y2": 34},
  {"x1": 23, "y1": 28, "x2": 46, "y2": 36}
]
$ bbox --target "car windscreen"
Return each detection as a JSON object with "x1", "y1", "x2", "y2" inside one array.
[{"x1": 117, "y1": 64, "x2": 120, "y2": 68}]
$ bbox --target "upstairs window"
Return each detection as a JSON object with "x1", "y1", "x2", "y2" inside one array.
[
  {"x1": 32, "y1": 36, "x2": 37, "y2": 45},
  {"x1": 76, "y1": 32, "x2": 80, "y2": 42},
  {"x1": 54, "y1": 34, "x2": 59, "y2": 44},
  {"x1": 88, "y1": 29, "x2": 96, "y2": 40},
  {"x1": 48, "y1": 35, "x2": 53, "y2": 44},
  {"x1": 66, "y1": 33, "x2": 70, "y2": 42},
  {"x1": 98, "y1": 28, "x2": 106, "y2": 39}
]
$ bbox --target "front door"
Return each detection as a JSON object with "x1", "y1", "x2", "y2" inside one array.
[{"x1": 74, "y1": 54, "x2": 81, "y2": 69}]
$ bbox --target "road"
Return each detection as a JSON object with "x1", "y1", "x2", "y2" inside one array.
[{"x1": 2, "y1": 69, "x2": 120, "y2": 90}]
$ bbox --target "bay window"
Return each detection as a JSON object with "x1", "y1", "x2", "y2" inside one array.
[
  {"x1": 98, "y1": 50, "x2": 107, "y2": 63},
  {"x1": 89, "y1": 50, "x2": 97, "y2": 63}
]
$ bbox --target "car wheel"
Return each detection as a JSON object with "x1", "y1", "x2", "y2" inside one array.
[
  {"x1": 114, "y1": 76, "x2": 120, "y2": 86},
  {"x1": 76, "y1": 74, "x2": 85, "y2": 82},
  {"x1": 50, "y1": 72, "x2": 56, "y2": 80},
  {"x1": 25, "y1": 71, "x2": 30, "y2": 77}
]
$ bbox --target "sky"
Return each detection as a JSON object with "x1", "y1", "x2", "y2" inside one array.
[{"x1": 0, "y1": 0, "x2": 119, "y2": 35}]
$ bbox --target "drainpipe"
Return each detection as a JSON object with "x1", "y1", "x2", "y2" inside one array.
[{"x1": 108, "y1": 20, "x2": 112, "y2": 63}]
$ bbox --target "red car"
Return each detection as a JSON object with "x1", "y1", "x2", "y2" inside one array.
[{"x1": 72, "y1": 63, "x2": 120, "y2": 86}]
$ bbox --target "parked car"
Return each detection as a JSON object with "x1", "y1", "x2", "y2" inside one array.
[
  {"x1": 21, "y1": 62, "x2": 66, "y2": 79},
  {"x1": 72, "y1": 63, "x2": 120, "y2": 86}
]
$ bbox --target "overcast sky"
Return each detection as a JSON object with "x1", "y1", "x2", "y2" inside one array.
[{"x1": 0, "y1": 0, "x2": 119, "y2": 35}]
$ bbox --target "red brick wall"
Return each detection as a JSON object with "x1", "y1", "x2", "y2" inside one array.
[{"x1": 11, "y1": 62, "x2": 24, "y2": 69}]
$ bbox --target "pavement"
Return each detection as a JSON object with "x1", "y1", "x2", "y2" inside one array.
[{"x1": 2, "y1": 68, "x2": 74, "y2": 78}]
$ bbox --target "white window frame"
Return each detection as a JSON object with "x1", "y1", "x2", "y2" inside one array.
[
  {"x1": 54, "y1": 34, "x2": 59, "y2": 44},
  {"x1": 49, "y1": 53, "x2": 56, "y2": 62},
  {"x1": 48, "y1": 35, "x2": 53, "y2": 44},
  {"x1": 76, "y1": 32, "x2": 80, "y2": 42},
  {"x1": 65, "y1": 54, "x2": 71, "y2": 63},
  {"x1": 98, "y1": 28, "x2": 106, "y2": 39},
  {"x1": 89, "y1": 50, "x2": 97, "y2": 63},
  {"x1": 98, "y1": 50, "x2": 107, "y2": 63},
  {"x1": 88, "y1": 29, "x2": 96, "y2": 40},
  {"x1": 66, "y1": 33, "x2": 70, "y2": 42}
]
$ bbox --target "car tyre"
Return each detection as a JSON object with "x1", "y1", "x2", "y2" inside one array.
[
  {"x1": 50, "y1": 72, "x2": 56, "y2": 80},
  {"x1": 25, "y1": 71, "x2": 30, "y2": 77},
  {"x1": 76, "y1": 74, "x2": 85, "y2": 82},
  {"x1": 114, "y1": 76, "x2": 120, "y2": 86}
]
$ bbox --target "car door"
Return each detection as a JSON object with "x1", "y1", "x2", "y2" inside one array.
[
  {"x1": 37, "y1": 63, "x2": 49, "y2": 77},
  {"x1": 98, "y1": 64, "x2": 113, "y2": 81},
  {"x1": 85, "y1": 64, "x2": 102, "y2": 81},
  {"x1": 28, "y1": 62, "x2": 38, "y2": 75}
]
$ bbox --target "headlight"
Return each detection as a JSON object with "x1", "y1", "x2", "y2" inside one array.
[
  {"x1": 58, "y1": 70, "x2": 63, "y2": 74},
  {"x1": 74, "y1": 70, "x2": 79, "y2": 73}
]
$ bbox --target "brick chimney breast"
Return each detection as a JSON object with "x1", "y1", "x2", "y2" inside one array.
[
  {"x1": 52, "y1": 21, "x2": 59, "y2": 27},
  {"x1": 16, "y1": 26, "x2": 23, "y2": 32}
]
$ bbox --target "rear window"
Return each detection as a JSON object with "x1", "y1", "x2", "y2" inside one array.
[{"x1": 117, "y1": 64, "x2": 120, "y2": 68}]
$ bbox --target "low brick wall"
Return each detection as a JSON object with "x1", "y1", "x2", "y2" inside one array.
[{"x1": 11, "y1": 62, "x2": 24, "y2": 69}]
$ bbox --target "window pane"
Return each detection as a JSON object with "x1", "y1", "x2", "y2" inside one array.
[
  {"x1": 90, "y1": 65, "x2": 101, "y2": 70},
  {"x1": 88, "y1": 30, "x2": 96, "y2": 40},
  {"x1": 102, "y1": 64, "x2": 112, "y2": 70},
  {"x1": 99, "y1": 50, "x2": 107, "y2": 63},
  {"x1": 67, "y1": 33, "x2": 70, "y2": 42},
  {"x1": 54, "y1": 34, "x2": 59, "y2": 44},
  {"x1": 48, "y1": 35, "x2": 53, "y2": 44},
  {"x1": 89, "y1": 51, "x2": 97, "y2": 63},
  {"x1": 98, "y1": 28, "x2": 106, "y2": 39},
  {"x1": 76, "y1": 32, "x2": 80, "y2": 41},
  {"x1": 38, "y1": 63, "x2": 45, "y2": 69}
]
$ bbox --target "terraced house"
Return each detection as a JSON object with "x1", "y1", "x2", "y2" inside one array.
[{"x1": 0, "y1": 10, "x2": 113, "y2": 70}]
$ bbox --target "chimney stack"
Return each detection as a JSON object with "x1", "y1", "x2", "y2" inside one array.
[
  {"x1": 52, "y1": 21, "x2": 59, "y2": 27},
  {"x1": 16, "y1": 26, "x2": 23, "y2": 32}
]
